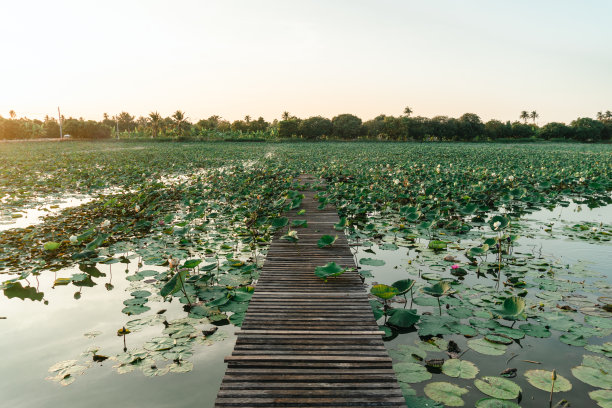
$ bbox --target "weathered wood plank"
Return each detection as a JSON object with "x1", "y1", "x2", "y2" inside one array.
[{"x1": 214, "y1": 176, "x2": 404, "y2": 407}]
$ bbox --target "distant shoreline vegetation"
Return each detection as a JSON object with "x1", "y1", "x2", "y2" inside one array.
[{"x1": 1, "y1": 109, "x2": 611, "y2": 143}]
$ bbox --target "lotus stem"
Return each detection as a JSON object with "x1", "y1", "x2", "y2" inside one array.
[
  {"x1": 549, "y1": 369, "x2": 556, "y2": 408},
  {"x1": 437, "y1": 297, "x2": 442, "y2": 316}
]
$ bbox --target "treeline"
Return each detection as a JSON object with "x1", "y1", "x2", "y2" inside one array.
[{"x1": 2, "y1": 109, "x2": 612, "y2": 142}]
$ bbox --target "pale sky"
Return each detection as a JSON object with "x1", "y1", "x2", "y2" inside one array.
[{"x1": 2, "y1": 0, "x2": 611, "y2": 124}]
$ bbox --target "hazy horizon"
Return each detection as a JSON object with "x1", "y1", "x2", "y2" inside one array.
[{"x1": 2, "y1": 0, "x2": 611, "y2": 125}]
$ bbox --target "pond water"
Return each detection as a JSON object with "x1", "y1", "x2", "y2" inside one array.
[
  {"x1": 1, "y1": 200, "x2": 610, "y2": 408},
  {"x1": 357, "y1": 201, "x2": 611, "y2": 407},
  {"x1": 0, "y1": 195, "x2": 93, "y2": 232},
  {"x1": 0, "y1": 256, "x2": 237, "y2": 408}
]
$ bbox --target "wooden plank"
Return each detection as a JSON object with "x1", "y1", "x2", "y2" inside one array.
[{"x1": 214, "y1": 175, "x2": 404, "y2": 407}]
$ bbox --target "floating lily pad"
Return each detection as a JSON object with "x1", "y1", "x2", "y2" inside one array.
[
  {"x1": 442, "y1": 359, "x2": 479, "y2": 379},
  {"x1": 474, "y1": 376, "x2": 521, "y2": 399},
  {"x1": 519, "y1": 323, "x2": 551, "y2": 338},
  {"x1": 360, "y1": 258, "x2": 386, "y2": 266},
  {"x1": 423, "y1": 381, "x2": 468, "y2": 407},
  {"x1": 590, "y1": 389, "x2": 612, "y2": 408},
  {"x1": 393, "y1": 362, "x2": 432, "y2": 383},
  {"x1": 475, "y1": 399, "x2": 521, "y2": 408},
  {"x1": 524, "y1": 370, "x2": 572, "y2": 392},
  {"x1": 467, "y1": 338, "x2": 508, "y2": 356}
]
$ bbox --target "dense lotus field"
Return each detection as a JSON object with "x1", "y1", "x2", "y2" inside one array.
[{"x1": 1, "y1": 141, "x2": 611, "y2": 408}]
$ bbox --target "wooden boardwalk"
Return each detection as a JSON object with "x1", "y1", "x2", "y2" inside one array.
[{"x1": 215, "y1": 176, "x2": 405, "y2": 407}]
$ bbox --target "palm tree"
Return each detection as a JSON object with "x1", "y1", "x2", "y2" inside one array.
[
  {"x1": 606, "y1": 110, "x2": 612, "y2": 120},
  {"x1": 172, "y1": 110, "x2": 187, "y2": 136},
  {"x1": 520, "y1": 111, "x2": 529, "y2": 124},
  {"x1": 530, "y1": 111, "x2": 539, "y2": 124},
  {"x1": 244, "y1": 115, "x2": 251, "y2": 124},
  {"x1": 149, "y1": 111, "x2": 162, "y2": 138},
  {"x1": 597, "y1": 111, "x2": 604, "y2": 121},
  {"x1": 403, "y1": 106, "x2": 413, "y2": 117},
  {"x1": 9, "y1": 110, "x2": 16, "y2": 119},
  {"x1": 281, "y1": 111, "x2": 290, "y2": 121}
]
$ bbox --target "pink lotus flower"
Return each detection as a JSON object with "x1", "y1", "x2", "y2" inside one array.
[{"x1": 451, "y1": 264, "x2": 459, "y2": 270}]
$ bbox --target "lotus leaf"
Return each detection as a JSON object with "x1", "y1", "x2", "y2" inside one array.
[
  {"x1": 423, "y1": 381, "x2": 468, "y2": 407},
  {"x1": 590, "y1": 389, "x2": 612, "y2": 408},
  {"x1": 370, "y1": 284, "x2": 399, "y2": 300},
  {"x1": 442, "y1": 359, "x2": 479, "y2": 379},
  {"x1": 360, "y1": 258, "x2": 386, "y2": 266},
  {"x1": 524, "y1": 370, "x2": 572, "y2": 392},
  {"x1": 393, "y1": 362, "x2": 432, "y2": 383},
  {"x1": 387, "y1": 308, "x2": 420, "y2": 328},
  {"x1": 474, "y1": 376, "x2": 521, "y2": 399},
  {"x1": 475, "y1": 399, "x2": 520, "y2": 408},
  {"x1": 467, "y1": 338, "x2": 507, "y2": 355}
]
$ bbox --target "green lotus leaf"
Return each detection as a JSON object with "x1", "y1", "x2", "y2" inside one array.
[
  {"x1": 467, "y1": 338, "x2": 508, "y2": 356},
  {"x1": 524, "y1": 370, "x2": 572, "y2": 392},
  {"x1": 447, "y1": 306, "x2": 473, "y2": 319},
  {"x1": 314, "y1": 262, "x2": 345, "y2": 281},
  {"x1": 393, "y1": 362, "x2": 432, "y2": 383},
  {"x1": 423, "y1": 381, "x2": 469, "y2": 407},
  {"x1": 392, "y1": 279, "x2": 415, "y2": 295},
  {"x1": 559, "y1": 333, "x2": 587, "y2": 347},
  {"x1": 422, "y1": 281, "x2": 453, "y2": 297},
  {"x1": 492, "y1": 326, "x2": 525, "y2": 340},
  {"x1": 474, "y1": 376, "x2": 521, "y2": 399},
  {"x1": 291, "y1": 219, "x2": 307, "y2": 228},
  {"x1": 402, "y1": 396, "x2": 443, "y2": 408},
  {"x1": 387, "y1": 308, "x2": 420, "y2": 328},
  {"x1": 494, "y1": 296, "x2": 526, "y2": 320},
  {"x1": 317, "y1": 234, "x2": 337, "y2": 248},
  {"x1": 370, "y1": 284, "x2": 399, "y2": 300},
  {"x1": 160, "y1": 269, "x2": 189, "y2": 297},
  {"x1": 484, "y1": 334, "x2": 513, "y2": 345},
  {"x1": 489, "y1": 215, "x2": 509, "y2": 230},
  {"x1": 43, "y1": 241, "x2": 61, "y2": 251},
  {"x1": 428, "y1": 240, "x2": 448, "y2": 250},
  {"x1": 572, "y1": 365, "x2": 612, "y2": 389},
  {"x1": 519, "y1": 323, "x2": 551, "y2": 338},
  {"x1": 360, "y1": 258, "x2": 386, "y2": 266},
  {"x1": 590, "y1": 389, "x2": 612, "y2": 408},
  {"x1": 442, "y1": 359, "x2": 479, "y2": 379},
  {"x1": 182, "y1": 259, "x2": 202, "y2": 268},
  {"x1": 388, "y1": 344, "x2": 427, "y2": 362},
  {"x1": 475, "y1": 398, "x2": 520, "y2": 408},
  {"x1": 270, "y1": 217, "x2": 288, "y2": 228},
  {"x1": 333, "y1": 217, "x2": 347, "y2": 230},
  {"x1": 585, "y1": 315, "x2": 612, "y2": 329},
  {"x1": 469, "y1": 245, "x2": 489, "y2": 256},
  {"x1": 585, "y1": 342, "x2": 612, "y2": 357}
]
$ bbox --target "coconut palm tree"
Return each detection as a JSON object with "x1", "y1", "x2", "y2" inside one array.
[
  {"x1": 520, "y1": 111, "x2": 529, "y2": 124},
  {"x1": 530, "y1": 111, "x2": 539, "y2": 124},
  {"x1": 149, "y1": 111, "x2": 162, "y2": 138},
  {"x1": 281, "y1": 111, "x2": 290, "y2": 121},
  {"x1": 403, "y1": 106, "x2": 413, "y2": 117},
  {"x1": 597, "y1": 111, "x2": 604, "y2": 121},
  {"x1": 9, "y1": 110, "x2": 16, "y2": 119},
  {"x1": 244, "y1": 115, "x2": 251, "y2": 124},
  {"x1": 172, "y1": 110, "x2": 187, "y2": 136}
]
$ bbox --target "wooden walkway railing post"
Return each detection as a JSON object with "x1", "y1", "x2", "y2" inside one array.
[{"x1": 215, "y1": 175, "x2": 405, "y2": 407}]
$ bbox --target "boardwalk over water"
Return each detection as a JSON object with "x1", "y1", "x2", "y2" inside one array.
[{"x1": 215, "y1": 176, "x2": 405, "y2": 407}]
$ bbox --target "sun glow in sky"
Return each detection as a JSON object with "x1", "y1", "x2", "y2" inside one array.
[{"x1": 2, "y1": 0, "x2": 611, "y2": 124}]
